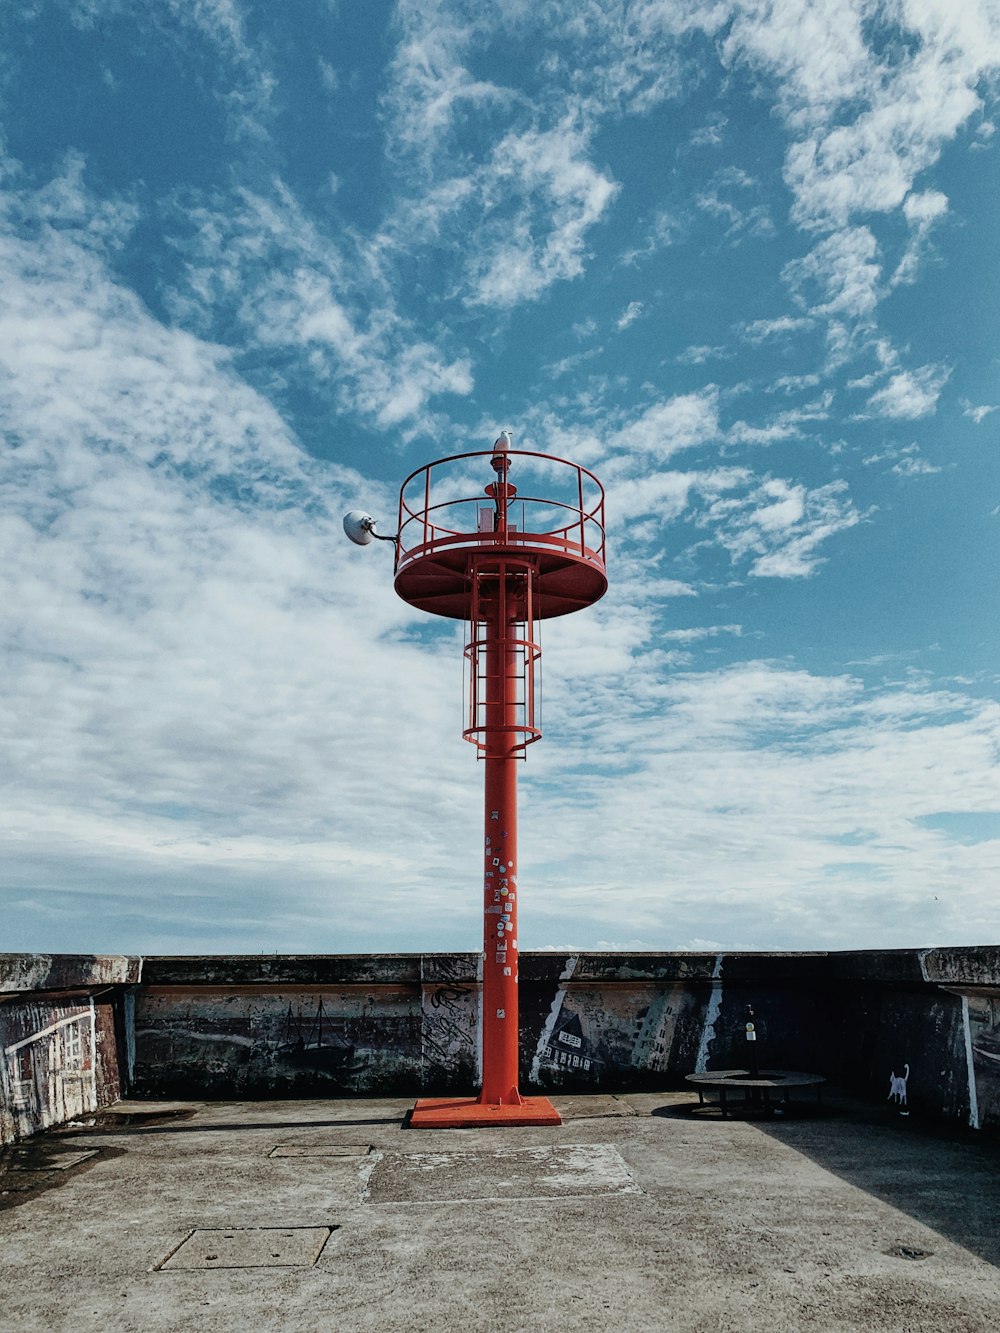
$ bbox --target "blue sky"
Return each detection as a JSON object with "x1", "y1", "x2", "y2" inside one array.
[{"x1": 2, "y1": 0, "x2": 999, "y2": 956}]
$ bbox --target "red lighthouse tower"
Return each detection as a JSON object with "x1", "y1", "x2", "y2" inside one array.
[{"x1": 355, "y1": 435, "x2": 606, "y2": 1128}]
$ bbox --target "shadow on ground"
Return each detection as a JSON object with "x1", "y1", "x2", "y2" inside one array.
[{"x1": 657, "y1": 1088, "x2": 1000, "y2": 1270}]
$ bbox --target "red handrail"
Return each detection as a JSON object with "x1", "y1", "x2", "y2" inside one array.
[{"x1": 395, "y1": 449, "x2": 605, "y2": 574}]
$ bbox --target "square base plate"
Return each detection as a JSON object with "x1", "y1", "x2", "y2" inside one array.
[{"x1": 410, "y1": 1096, "x2": 561, "y2": 1128}]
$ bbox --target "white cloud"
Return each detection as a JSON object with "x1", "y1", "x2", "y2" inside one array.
[
  {"x1": 746, "y1": 477, "x2": 804, "y2": 529},
  {"x1": 540, "y1": 346, "x2": 603, "y2": 380},
  {"x1": 466, "y1": 120, "x2": 620, "y2": 306},
  {"x1": 862, "y1": 442, "x2": 939, "y2": 476},
  {"x1": 863, "y1": 364, "x2": 950, "y2": 420},
  {"x1": 903, "y1": 189, "x2": 949, "y2": 226},
  {"x1": 616, "y1": 300, "x2": 644, "y2": 330},
  {"x1": 741, "y1": 315, "x2": 814, "y2": 343},
  {"x1": 724, "y1": 420, "x2": 799, "y2": 445},
  {"x1": 604, "y1": 466, "x2": 746, "y2": 530},
  {"x1": 165, "y1": 183, "x2": 474, "y2": 430},
  {"x1": 730, "y1": 0, "x2": 1000, "y2": 230},
  {"x1": 699, "y1": 476, "x2": 862, "y2": 578},
  {"x1": 783, "y1": 227, "x2": 882, "y2": 318},
  {"x1": 601, "y1": 456, "x2": 860, "y2": 582},
  {"x1": 661, "y1": 623, "x2": 742, "y2": 643},
  {"x1": 383, "y1": 2, "x2": 508, "y2": 162},
  {"x1": 526, "y1": 0, "x2": 727, "y2": 117},
  {"x1": 892, "y1": 453, "x2": 941, "y2": 478},
  {"x1": 893, "y1": 188, "x2": 950, "y2": 284},
  {"x1": 724, "y1": 0, "x2": 875, "y2": 133},
  {"x1": 971, "y1": 119, "x2": 996, "y2": 148},
  {"x1": 317, "y1": 57, "x2": 340, "y2": 94},
  {"x1": 962, "y1": 401, "x2": 998, "y2": 424},
  {"x1": 619, "y1": 208, "x2": 680, "y2": 265},
  {"x1": 765, "y1": 372, "x2": 823, "y2": 395},
  {"x1": 690, "y1": 111, "x2": 727, "y2": 146},
  {"x1": 526, "y1": 656, "x2": 1000, "y2": 950},
  {"x1": 845, "y1": 337, "x2": 899, "y2": 389},
  {"x1": 724, "y1": 392, "x2": 831, "y2": 446},
  {"x1": 0, "y1": 165, "x2": 491, "y2": 950},
  {"x1": 695, "y1": 167, "x2": 774, "y2": 239},
  {"x1": 611, "y1": 388, "x2": 720, "y2": 459},
  {"x1": 676, "y1": 344, "x2": 730, "y2": 365}
]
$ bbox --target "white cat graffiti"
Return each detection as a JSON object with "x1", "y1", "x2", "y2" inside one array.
[{"x1": 888, "y1": 1064, "x2": 910, "y2": 1113}]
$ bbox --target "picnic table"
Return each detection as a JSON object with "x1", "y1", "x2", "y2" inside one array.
[{"x1": 685, "y1": 1069, "x2": 826, "y2": 1117}]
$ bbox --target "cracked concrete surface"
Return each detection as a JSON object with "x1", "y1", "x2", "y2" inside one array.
[{"x1": 1, "y1": 1092, "x2": 999, "y2": 1332}]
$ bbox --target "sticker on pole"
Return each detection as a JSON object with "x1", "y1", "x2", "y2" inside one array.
[{"x1": 745, "y1": 1023, "x2": 756, "y2": 1042}]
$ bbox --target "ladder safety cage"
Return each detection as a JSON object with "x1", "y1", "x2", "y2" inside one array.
[{"x1": 463, "y1": 559, "x2": 542, "y2": 757}]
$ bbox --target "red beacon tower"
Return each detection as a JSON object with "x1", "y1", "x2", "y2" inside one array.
[{"x1": 345, "y1": 433, "x2": 606, "y2": 1128}]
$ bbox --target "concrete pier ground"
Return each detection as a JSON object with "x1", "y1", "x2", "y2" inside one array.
[{"x1": 2, "y1": 1091, "x2": 999, "y2": 1332}]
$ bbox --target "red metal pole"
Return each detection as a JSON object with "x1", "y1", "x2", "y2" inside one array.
[
  {"x1": 480, "y1": 588, "x2": 521, "y2": 1106},
  {"x1": 408, "y1": 449, "x2": 562, "y2": 1128}
]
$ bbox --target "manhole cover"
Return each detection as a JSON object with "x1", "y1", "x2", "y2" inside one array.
[
  {"x1": 368, "y1": 1143, "x2": 642, "y2": 1204},
  {"x1": 157, "y1": 1226, "x2": 336, "y2": 1270},
  {"x1": 886, "y1": 1244, "x2": 933, "y2": 1260},
  {"x1": 268, "y1": 1144, "x2": 373, "y2": 1158}
]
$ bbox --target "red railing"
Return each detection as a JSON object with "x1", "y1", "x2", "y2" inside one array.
[{"x1": 395, "y1": 449, "x2": 606, "y2": 577}]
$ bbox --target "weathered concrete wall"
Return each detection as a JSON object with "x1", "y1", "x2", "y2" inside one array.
[
  {"x1": 3, "y1": 948, "x2": 1000, "y2": 1137},
  {"x1": 826, "y1": 948, "x2": 1000, "y2": 1130},
  {"x1": 133, "y1": 954, "x2": 474, "y2": 1099},
  {"x1": 0, "y1": 954, "x2": 140, "y2": 1144},
  {"x1": 128, "y1": 947, "x2": 1000, "y2": 1131},
  {"x1": 517, "y1": 952, "x2": 836, "y2": 1095}
]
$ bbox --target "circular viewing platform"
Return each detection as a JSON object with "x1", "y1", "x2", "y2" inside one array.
[{"x1": 393, "y1": 449, "x2": 607, "y2": 620}]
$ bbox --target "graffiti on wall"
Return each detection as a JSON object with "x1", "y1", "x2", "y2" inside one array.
[
  {"x1": 275, "y1": 999, "x2": 367, "y2": 1076},
  {"x1": 888, "y1": 1064, "x2": 910, "y2": 1111},
  {"x1": 966, "y1": 991, "x2": 1000, "y2": 1129},
  {"x1": 526, "y1": 965, "x2": 709, "y2": 1090},
  {"x1": 134, "y1": 987, "x2": 422, "y2": 1096},
  {"x1": 630, "y1": 986, "x2": 689, "y2": 1073},
  {"x1": 1, "y1": 1001, "x2": 98, "y2": 1142},
  {"x1": 541, "y1": 1009, "x2": 601, "y2": 1076},
  {"x1": 420, "y1": 956, "x2": 479, "y2": 1088}
]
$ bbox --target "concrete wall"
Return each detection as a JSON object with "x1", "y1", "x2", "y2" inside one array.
[
  {"x1": 128, "y1": 948, "x2": 1000, "y2": 1130},
  {"x1": 3, "y1": 948, "x2": 1000, "y2": 1139},
  {"x1": 0, "y1": 954, "x2": 140, "y2": 1144},
  {"x1": 828, "y1": 947, "x2": 1000, "y2": 1131}
]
